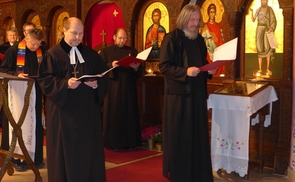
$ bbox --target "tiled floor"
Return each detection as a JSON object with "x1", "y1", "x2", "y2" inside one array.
[{"x1": 1, "y1": 146, "x2": 292, "y2": 182}]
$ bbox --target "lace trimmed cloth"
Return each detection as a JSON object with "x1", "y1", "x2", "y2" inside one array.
[{"x1": 208, "y1": 86, "x2": 278, "y2": 177}]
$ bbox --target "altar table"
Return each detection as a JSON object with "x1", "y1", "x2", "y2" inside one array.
[{"x1": 208, "y1": 82, "x2": 278, "y2": 177}]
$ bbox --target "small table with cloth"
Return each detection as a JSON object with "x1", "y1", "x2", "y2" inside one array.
[{"x1": 208, "y1": 82, "x2": 278, "y2": 178}]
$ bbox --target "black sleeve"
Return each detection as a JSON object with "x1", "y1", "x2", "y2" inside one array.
[{"x1": 0, "y1": 46, "x2": 18, "y2": 76}]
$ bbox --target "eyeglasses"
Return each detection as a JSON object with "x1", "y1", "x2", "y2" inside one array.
[
  {"x1": 68, "y1": 31, "x2": 84, "y2": 37},
  {"x1": 116, "y1": 36, "x2": 127, "y2": 41}
]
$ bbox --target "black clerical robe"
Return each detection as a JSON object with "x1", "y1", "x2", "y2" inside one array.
[
  {"x1": 0, "y1": 42, "x2": 46, "y2": 166},
  {"x1": 159, "y1": 29, "x2": 213, "y2": 182},
  {"x1": 0, "y1": 42, "x2": 13, "y2": 54},
  {"x1": 38, "y1": 39, "x2": 108, "y2": 182},
  {"x1": 100, "y1": 45, "x2": 142, "y2": 149}
]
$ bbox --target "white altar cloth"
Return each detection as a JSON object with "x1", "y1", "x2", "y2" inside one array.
[
  {"x1": 8, "y1": 80, "x2": 36, "y2": 161},
  {"x1": 208, "y1": 85, "x2": 277, "y2": 177}
]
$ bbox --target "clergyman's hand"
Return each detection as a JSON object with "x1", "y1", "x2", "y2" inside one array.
[
  {"x1": 187, "y1": 67, "x2": 200, "y2": 77},
  {"x1": 68, "y1": 77, "x2": 81, "y2": 89},
  {"x1": 112, "y1": 60, "x2": 119, "y2": 67},
  {"x1": 84, "y1": 80, "x2": 98, "y2": 89},
  {"x1": 208, "y1": 68, "x2": 217, "y2": 75},
  {"x1": 130, "y1": 63, "x2": 140, "y2": 71},
  {"x1": 18, "y1": 73, "x2": 29, "y2": 78}
]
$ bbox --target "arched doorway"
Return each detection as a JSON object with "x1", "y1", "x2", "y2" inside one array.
[{"x1": 84, "y1": 2, "x2": 125, "y2": 49}]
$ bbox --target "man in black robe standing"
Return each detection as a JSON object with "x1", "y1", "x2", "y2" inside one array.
[
  {"x1": 0, "y1": 27, "x2": 19, "y2": 132},
  {"x1": 0, "y1": 28, "x2": 46, "y2": 171},
  {"x1": 100, "y1": 28, "x2": 142, "y2": 150},
  {"x1": 0, "y1": 27, "x2": 19, "y2": 54},
  {"x1": 38, "y1": 17, "x2": 108, "y2": 182},
  {"x1": 159, "y1": 4, "x2": 216, "y2": 182}
]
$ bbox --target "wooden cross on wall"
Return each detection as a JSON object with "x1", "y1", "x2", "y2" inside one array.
[{"x1": 100, "y1": 29, "x2": 107, "y2": 43}]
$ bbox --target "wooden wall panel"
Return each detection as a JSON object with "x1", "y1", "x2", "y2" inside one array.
[{"x1": 0, "y1": 0, "x2": 292, "y2": 173}]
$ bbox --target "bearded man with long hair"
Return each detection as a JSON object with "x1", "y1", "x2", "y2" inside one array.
[{"x1": 159, "y1": 4, "x2": 216, "y2": 181}]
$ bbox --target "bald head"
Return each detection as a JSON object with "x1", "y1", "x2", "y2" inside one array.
[
  {"x1": 63, "y1": 17, "x2": 84, "y2": 47},
  {"x1": 64, "y1": 17, "x2": 83, "y2": 30},
  {"x1": 113, "y1": 28, "x2": 128, "y2": 47}
]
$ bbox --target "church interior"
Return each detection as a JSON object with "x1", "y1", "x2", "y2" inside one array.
[{"x1": 0, "y1": 0, "x2": 294, "y2": 181}]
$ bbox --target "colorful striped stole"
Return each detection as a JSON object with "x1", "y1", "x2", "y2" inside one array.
[{"x1": 16, "y1": 39, "x2": 42, "y2": 74}]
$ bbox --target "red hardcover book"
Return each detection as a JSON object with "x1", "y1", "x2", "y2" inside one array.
[
  {"x1": 200, "y1": 60, "x2": 232, "y2": 72},
  {"x1": 200, "y1": 37, "x2": 238, "y2": 72},
  {"x1": 117, "y1": 56, "x2": 143, "y2": 67},
  {"x1": 117, "y1": 47, "x2": 152, "y2": 67}
]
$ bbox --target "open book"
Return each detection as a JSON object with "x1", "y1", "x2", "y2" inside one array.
[
  {"x1": 200, "y1": 37, "x2": 238, "y2": 72},
  {"x1": 76, "y1": 67, "x2": 115, "y2": 81},
  {"x1": 117, "y1": 47, "x2": 152, "y2": 67}
]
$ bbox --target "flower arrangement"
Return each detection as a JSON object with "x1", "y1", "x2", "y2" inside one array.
[
  {"x1": 141, "y1": 126, "x2": 162, "y2": 141},
  {"x1": 153, "y1": 132, "x2": 162, "y2": 143}
]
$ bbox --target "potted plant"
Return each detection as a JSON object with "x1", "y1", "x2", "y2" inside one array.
[
  {"x1": 141, "y1": 126, "x2": 161, "y2": 149},
  {"x1": 153, "y1": 132, "x2": 163, "y2": 151}
]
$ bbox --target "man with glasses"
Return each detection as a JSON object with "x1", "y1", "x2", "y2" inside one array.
[
  {"x1": 0, "y1": 28, "x2": 46, "y2": 171},
  {"x1": 38, "y1": 17, "x2": 108, "y2": 182},
  {"x1": 100, "y1": 28, "x2": 142, "y2": 151}
]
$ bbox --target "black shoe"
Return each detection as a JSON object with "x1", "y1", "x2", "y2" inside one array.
[
  {"x1": 15, "y1": 164, "x2": 29, "y2": 172},
  {"x1": 37, "y1": 162, "x2": 45, "y2": 169},
  {"x1": 11, "y1": 158, "x2": 21, "y2": 165}
]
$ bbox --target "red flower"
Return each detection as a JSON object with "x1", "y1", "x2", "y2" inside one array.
[{"x1": 141, "y1": 126, "x2": 162, "y2": 140}]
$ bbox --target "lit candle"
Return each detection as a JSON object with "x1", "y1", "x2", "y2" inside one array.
[
  {"x1": 256, "y1": 72, "x2": 261, "y2": 77},
  {"x1": 255, "y1": 71, "x2": 261, "y2": 79}
]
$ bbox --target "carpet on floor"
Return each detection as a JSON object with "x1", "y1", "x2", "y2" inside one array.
[
  {"x1": 106, "y1": 155, "x2": 168, "y2": 182},
  {"x1": 43, "y1": 135, "x2": 46, "y2": 146},
  {"x1": 104, "y1": 147, "x2": 160, "y2": 164}
]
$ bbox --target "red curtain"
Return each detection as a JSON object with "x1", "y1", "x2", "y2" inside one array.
[{"x1": 85, "y1": 3, "x2": 125, "y2": 48}]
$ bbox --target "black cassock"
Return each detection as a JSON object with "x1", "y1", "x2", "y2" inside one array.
[
  {"x1": 0, "y1": 42, "x2": 46, "y2": 166},
  {"x1": 38, "y1": 39, "x2": 108, "y2": 182},
  {"x1": 0, "y1": 42, "x2": 13, "y2": 54},
  {"x1": 100, "y1": 45, "x2": 142, "y2": 150},
  {"x1": 159, "y1": 29, "x2": 213, "y2": 182}
]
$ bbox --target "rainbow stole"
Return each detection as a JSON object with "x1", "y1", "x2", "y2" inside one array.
[{"x1": 16, "y1": 39, "x2": 42, "y2": 74}]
